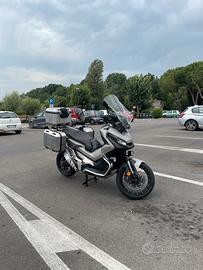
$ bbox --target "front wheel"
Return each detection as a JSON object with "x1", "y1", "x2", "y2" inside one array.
[
  {"x1": 29, "y1": 122, "x2": 35, "y2": 129},
  {"x1": 56, "y1": 152, "x2": 76, "y2": 177},
  {"x1": 116, "y1": 162, "x2": 155, "y2": 200}
]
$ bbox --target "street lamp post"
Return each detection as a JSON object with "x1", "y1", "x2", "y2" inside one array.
[{"x1": 75, "y1": 87, "x2": 80, "y2": 106}]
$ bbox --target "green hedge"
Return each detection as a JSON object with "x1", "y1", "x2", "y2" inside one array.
[{"x1": 152, "y1": 108, "x2": 163, "y2": 118}]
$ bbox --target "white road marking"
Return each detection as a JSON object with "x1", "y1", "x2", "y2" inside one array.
[
  {"x1": 155, "y1": 135, "x2": 203, "y2": 140},
  {"x1": 0, "y1": 183, "x2": 132, "y2": 270},
  {"x1": 134, "y1": 143, "x2": 203, "y2": 154},
  {"x1": 154, "y1": 172, "x2": 203, "y2": 187},
  {"x1": 0, "y1": 190, "x2": 71, "y2": 270},
  {"x1": 30, "y1": 220, "x2": 78, "y2": 253}
]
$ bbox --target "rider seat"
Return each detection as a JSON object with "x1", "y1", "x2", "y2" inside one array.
[{"x1": 64, "y1": 126, "x2": 102, "y2": 152}]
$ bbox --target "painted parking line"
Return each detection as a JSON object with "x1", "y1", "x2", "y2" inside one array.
[
  {"x1": 154, "y1": 172, "x2": 203, "y2": 187},
  {"x1": 155, "y1": 135, "x2": 203, "y2": 140},
  {"x1": 134, "y1": 143, "x2": 203, "y2": 154},
  {"x1": 0, "y1": 183, "x2": 132, "y2": 270}
]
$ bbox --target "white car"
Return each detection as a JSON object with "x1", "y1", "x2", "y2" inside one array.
[
  {"x1": 0, "y1": 111, "x2": 22, "y2": 134},
  {"x1": 178, "y1": 105, "x2": 203, "y2": 131}
]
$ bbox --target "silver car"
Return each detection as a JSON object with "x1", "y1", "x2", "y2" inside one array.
[{"x1": 178, "y1": 105, "x2": 203, "y2": 131}]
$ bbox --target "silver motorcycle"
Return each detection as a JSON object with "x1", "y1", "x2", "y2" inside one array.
[{"x1": 44, "y1": 95, "x2": 155, "y2": 199}]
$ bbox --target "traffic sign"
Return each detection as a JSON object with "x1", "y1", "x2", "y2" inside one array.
[{"x1": 49, "y1": 98, "x2": 54, "y2": 108}]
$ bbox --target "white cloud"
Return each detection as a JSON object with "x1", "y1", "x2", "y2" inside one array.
[
  {"x1": 0, "y1": 66, "x2": 84, "y2": 99},
  {"x1": 0, "y1": 0, "x2": 202, "y2": 98},
  {"x1": 18, "y1": 19, "x2": 85, "y2": 62}
]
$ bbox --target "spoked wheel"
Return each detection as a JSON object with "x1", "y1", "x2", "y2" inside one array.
[
  {"x1": 185, "y1": 120, "x2": 198, "y2": 131},
  {"x1": 56, "y1": 152, "x2": 76, "y2": 177},
  {"x1": 116, "y1": 162, "x2": 155, "y2": 200}
]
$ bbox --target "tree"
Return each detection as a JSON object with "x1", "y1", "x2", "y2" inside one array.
[
  {"x1": 185, "y1": 61, "x2": 203, "y2": 105},
  {"x1": 26, "y1": 84, "x2": 67, "y2": 104},
  {"x1": 105, "y1": 73, "x2": 127, "y2": 102},
  {"x1": 1, "y1": 91, "x2": 21, "y2": 113},
  {"x1": 85, "y1": 59, "x2": 104, "y2": 109},
  {"x1": 0, "y1": 101, "x2": 3, "y2": 110},
  {"x1": 68, "y1": 84, "x2": 90, "y2": 109},
  {"x1": 159, "y1": 68, "x2": 188, "y2": 110},
  {"x1": 21, "y1": 97, "x2": 41, "y2": 116},
  {"x1": 125, "y1": 74, "x2": 153, "y2": 112},
  {"x1": 149, "y1": 74, "x2": 162, "y2": 100}
]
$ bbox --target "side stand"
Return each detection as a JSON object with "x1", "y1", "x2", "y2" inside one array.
[{"x1": 82, "y1": 175, "x2": 97, "y2": 187}]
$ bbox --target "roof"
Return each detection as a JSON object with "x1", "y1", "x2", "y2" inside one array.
[{"x1": 0, "y1": 111, "x2": 15, "y2": 113}]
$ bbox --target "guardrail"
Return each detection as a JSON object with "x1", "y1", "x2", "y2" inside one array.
[{"x1": 136, "y1": 113, "x2": 152, "y2": 119}]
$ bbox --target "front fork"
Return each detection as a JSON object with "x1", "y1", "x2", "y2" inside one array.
[{"x1": 127, "y1": 157, "x2": 143, "y2": 180}]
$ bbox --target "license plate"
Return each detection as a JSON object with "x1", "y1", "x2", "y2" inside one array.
[{"x1": 7, "y1": 125, "x2": 16, "y2": 128}]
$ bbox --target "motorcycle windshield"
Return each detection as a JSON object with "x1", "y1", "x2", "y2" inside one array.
[{"x1": 103, "y1": 94, "x2": 133, "y2": 129}]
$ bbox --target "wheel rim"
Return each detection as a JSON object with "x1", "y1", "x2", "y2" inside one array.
[
  {"x1": 122, "y1": 169, "x2": 149, "y2": 194},
  {"x1": 186, "y1": 120, "x2": 197, "y2": 130}
]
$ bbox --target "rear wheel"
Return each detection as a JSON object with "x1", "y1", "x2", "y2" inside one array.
[
  {"x1": 56, "y1": 152, "x2": 76, "y2": 177},
  {"x1": 116, "y1": 162, "x2": 155, "y2": 200},
  {"x1": 15, "y1": 130, "x2": 22, "y2": 134},
  {"x1": 185, "y1": 119, "x2": 198, "y2": 131}
]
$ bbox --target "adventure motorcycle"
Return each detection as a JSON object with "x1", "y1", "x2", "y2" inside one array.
[{"x1": 44, "y1": 95, "x2": 155, "y2": 199}]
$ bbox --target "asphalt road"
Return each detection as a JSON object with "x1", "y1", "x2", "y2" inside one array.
[{"x1": 0, "y1": 119, "x2": 202, "y2": 270}]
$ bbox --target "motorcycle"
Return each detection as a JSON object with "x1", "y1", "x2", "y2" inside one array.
[{"x1": 44, "y1": 95, "x2": 155, "y2": 199}]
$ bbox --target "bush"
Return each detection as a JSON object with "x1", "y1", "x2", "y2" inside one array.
[
  {"x1": 152, "y1": 108, "x2": 163, "y2": 118},
  {"x1": 21, "y1": 97, "x2": 41, "y2": 116}
]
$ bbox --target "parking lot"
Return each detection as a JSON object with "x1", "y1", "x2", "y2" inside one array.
[{"x1": 0, "y1": 118, "x2": 202, "y2": 270}]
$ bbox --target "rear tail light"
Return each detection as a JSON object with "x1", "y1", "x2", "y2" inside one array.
[{"x1": 179, "y1": 113, "x2": 185, "y2": 118}]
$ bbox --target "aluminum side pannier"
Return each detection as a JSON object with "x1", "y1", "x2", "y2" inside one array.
[{"x1": 44, "y1": 129, "x2": 66, "y2": 152}]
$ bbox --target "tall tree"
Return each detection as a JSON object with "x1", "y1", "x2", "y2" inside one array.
[
  {"x1": 185, "y1": 61, "x2": 203, "y2": 105},
  {"x1": 85, "y1": 59, "x2": 104, "y2": 109},
  {"x1": 126, "y1": 74, "x2": 153, "y2": 113},
  {"x1": 149, "y1": 74, "x2": 162, "y2": 101},
  {"x1": 105, "y1": 73, "x2": 127, "y2": 102},
  {"x1": 159, "y1": 68, "x2": 188, "y2": 110},
  {"x1": 68, "y1": 84, "x2": 90, "y2": 109}
]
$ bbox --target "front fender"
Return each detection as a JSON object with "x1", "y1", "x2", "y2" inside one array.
[{"x1": 117, "y1": 158, "x2": 143, "y2": 173}]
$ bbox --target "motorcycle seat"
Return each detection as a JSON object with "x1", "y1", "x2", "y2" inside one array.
[{"x1": 64, "y1": 126, "x2": 102, "y2": 152}]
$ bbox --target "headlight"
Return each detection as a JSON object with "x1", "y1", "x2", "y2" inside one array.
[
  {"x1": 108, "y1": 133, "x2": 127, "y2": 146},
  {"x1": 117, "y1": 139, "x2": 127, "y2": 146}
]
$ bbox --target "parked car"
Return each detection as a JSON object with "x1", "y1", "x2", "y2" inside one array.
[
  {"x1": 0, "y1": 111, "x2": 22, "y2": 134},
  {"x1": 69, "y1": 107, "x2": 85, "y2": 125},
  {"x1": 99, "y1": 110, "x2": 108, "y2": 116},
  {"x1": 178, "y1": 105, "x2": 203, "y2": 131},
  {"x1": 29, "y1": 111, "x2": 47, "y2": 128},
  {"x1": 84, "y1": 110, "x2": 104, "y2": 124},
  {"x1": 162, "y1": 110, "x2": 180, "y2": 118}
]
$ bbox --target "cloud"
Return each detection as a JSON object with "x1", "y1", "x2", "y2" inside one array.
[
  {"x1": 0, "y1": 0, "x2": 202, "y2": 99},
  {"x1": 0, "y1": 66, "x2": 84, "y2": 98}
]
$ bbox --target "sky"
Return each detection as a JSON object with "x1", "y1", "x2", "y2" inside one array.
[{"x1": 0, "y1": 0, "x2": 203, "y2": 99}]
